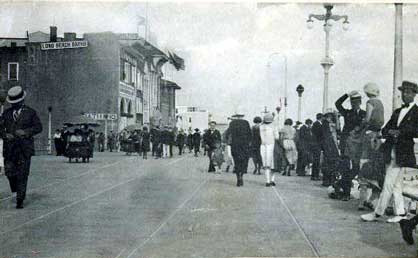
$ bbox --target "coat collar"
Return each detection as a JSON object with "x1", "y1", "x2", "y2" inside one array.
[{"x1": 398, "y1": 103, "x2": 418, "y2": 127}]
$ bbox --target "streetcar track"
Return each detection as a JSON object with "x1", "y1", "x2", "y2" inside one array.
[
  {"x1": 123, "y1": 176, "x2": 208, "y2": 258},
  {"x1": 0, "y1": 155, "x2": 187, "y2": 237},
  {"x1": 0, "y1": 158, "x2": 128, "y2": 202},
  {"x1": 272, "y1": 186, "x2": 320, "y2": 257}
]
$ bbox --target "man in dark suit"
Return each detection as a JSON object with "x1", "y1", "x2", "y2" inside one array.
[
  {"x1": 362, "y1": 81, "x2": 418, "y2": 223},
  {"x1": 203, "y1": 121, "x2": 222, "y2": 172},
  {"x1": 192, "y1": 129, "x2": 201, "y2": 157},
  {"x1": 335, "y1": 91, "x2": 366, "y2": 154},
  {"x1": 296, "y1": 119, "x2": 314, "y2": 176},
  {"x1": 311, "y1": 113, "x2": 323, "y2": 181},
  {"x1": 335, "y1": 91, "x2": 366, "y2": 199},
  {"x1": 225, "y1": 113, "x2": 252, "y2": 187},
  {"x1": 1, "y1": 86, "x2": 42, "y2": 209}
]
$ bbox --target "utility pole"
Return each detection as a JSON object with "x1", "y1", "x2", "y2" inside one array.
[{"x1": 393, "y1": 3, "x2": 403, "y2": 111}]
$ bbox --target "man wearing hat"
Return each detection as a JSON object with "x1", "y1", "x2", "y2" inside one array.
[
  {"x1": 335, "y1": 91, "x2": 366, "y2": 197},
  {"x1": 1, "y1": 86, "x2": 42, "y2": 209},
  {"x1": 362, "y1": 81, "x2": 418, "y2": 223},
  {"x1": 224, "y1": 111, "x2": 252, "y2": 187},
  {"x1": 192, "y1": 128, "x2": 201, "y2": 157},
  {"x1": 203, "y1": 121, "x2": 222, "y2": 172}
]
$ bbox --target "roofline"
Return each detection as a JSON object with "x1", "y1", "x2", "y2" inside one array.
[{"x1": 0, "y1": 37, "x2": 28, "y2": 40}]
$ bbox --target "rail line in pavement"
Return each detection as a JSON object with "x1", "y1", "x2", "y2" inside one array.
[
  {"x1": 0, "y1": 155, "x2": 187, "y2": 237},
  {"x1": 272, "y1": 186, "x2": 320, "y2": 257}
]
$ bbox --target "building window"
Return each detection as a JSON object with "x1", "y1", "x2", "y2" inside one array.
[
  {"x1": 120, "y1": 59, "x2": 126, "y2": 81},
  {"x1": 120, "y1": 98, "x2": 125, "y2": 115},
  {"x1": 127, "y1": 101, "x2": 132, "y2": 115},
  {"x1": 8, "y1": 62, "x2": 19, "y2": 81}
]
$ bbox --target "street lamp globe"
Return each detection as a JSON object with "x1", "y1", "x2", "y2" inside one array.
[
  {"x1": 343, "y1": 20, "x2": 350, "y2": 31},
  {"x1": 296, "y1": 84, "x2": 305, "y2": 97},
  {"x1": 307, "y1": 19, "x2": 314, "y2": 29}
]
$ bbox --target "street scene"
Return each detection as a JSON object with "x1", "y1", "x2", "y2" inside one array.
[{"x1": 1, "y1": 2, "x2": 418, "y2": 258}]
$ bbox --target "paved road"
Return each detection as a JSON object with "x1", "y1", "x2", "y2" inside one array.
[{"x1": 0, "y1": 152, "x2": 416, "y2": 258}]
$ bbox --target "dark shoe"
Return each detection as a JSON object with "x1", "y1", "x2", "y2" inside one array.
[
  {"x1": 385, "y1": 207, "x2": 395, "y2": 216},
  {"x1": 364, "y1": 201, "x2": 374, "y2": 210},
  {"x1": 266, "y1": 183, "x2": 271, "y2": 187},
  {"x1": 225, "y1": 166, "x2": 230, "y2": 173},
  {"x1": 400, "y1": 219, "x2": 415, "y2": 245},
  {"x1": 16, "y1": 199, "x2": 23, "y2": 209},
  {"x1": 341, "y1": 196, "x2": 350, "y2": 201},
  {"x1": 253, "y1": 169, "x2": 257, "y2": 175},
  {"x1": 270, "y1": 182, "x2": 276, "y2": 186}
]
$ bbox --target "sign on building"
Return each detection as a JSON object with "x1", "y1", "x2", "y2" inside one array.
[
  {"x1": 84, "y1": 113, "x2": 118, "y2": 121},
  {"x1": 41, "y1": 41, "x2": 88, "y2": 50}
]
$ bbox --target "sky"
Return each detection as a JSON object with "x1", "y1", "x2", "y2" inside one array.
[{"x1": 1, "y1": 1, "x2": 418, "y2": 123}]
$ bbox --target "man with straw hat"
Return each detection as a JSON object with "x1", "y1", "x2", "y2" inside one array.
[
  {"x1": 224, "y1": 108, "x2": 252, "y2": 187},
  {"x1": 1, "y1": 86, "x2": 42, "y2": 209}
]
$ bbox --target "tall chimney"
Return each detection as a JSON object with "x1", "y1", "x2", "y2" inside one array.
[{"x1": 50, "y1": 26, "x2": 57, "y2": 42}]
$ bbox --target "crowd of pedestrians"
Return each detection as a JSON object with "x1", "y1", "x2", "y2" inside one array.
[
  {"x1": 3, "y1": 80, "x2": 418, "y2": 247},
  {"x1": 196, "y1": 80, "x2": 418, "y2": 246}
]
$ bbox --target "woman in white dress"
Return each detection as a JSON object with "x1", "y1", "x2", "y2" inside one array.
[
  {"x1": 259, "y1": 113, "x2": 279, "y2": 186},
  {"x1": 280, "y1": 119, "x2": 298, "y2": 176}
]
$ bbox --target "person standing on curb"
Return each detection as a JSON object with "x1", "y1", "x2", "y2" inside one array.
[{"x1": 1, "y1": 86, "x2": 42, "y2": 209}]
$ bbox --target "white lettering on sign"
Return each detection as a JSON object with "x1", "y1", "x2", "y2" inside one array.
[
  {"x1": 40, "y1": 41, "x2": 88, "y2": 50},
  {"x1": 84, "y1": 113, "x2": 118, "y2": 121}
]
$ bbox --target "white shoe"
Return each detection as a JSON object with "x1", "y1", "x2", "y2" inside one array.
[
  {"x1": 386, "y1": 215, "x2": 407, "y2": 223},
  {"x1": 361, "y1": 212, "x2": 379, "y2": 222}
]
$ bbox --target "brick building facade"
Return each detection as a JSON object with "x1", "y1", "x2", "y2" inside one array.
[{"x1": 0, "y1": 27, "x2": 181, "y2": 151}]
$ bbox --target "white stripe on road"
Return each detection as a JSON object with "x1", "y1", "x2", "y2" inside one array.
[
  {"x1": 124, "y1": 178, "x2": 208, "y2": 258},
  {"x1": 272, "y1": 186, "x2": 320, "y2": 258}
]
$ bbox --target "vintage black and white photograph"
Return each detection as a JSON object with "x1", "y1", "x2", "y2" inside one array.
[{"x1": 0, "y1": 1, "x2": 418, "y2": 257}]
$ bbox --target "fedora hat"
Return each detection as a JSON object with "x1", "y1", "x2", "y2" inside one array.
[
  {"x1": 7, "y1": 86, "x2": 26, "y2": 104},
  {"x1": 398, "y1": 81, "x2": 418, "y2": 93},
  {"x1": 348, "y1": 90, "x2": 362, "y2": 100}
]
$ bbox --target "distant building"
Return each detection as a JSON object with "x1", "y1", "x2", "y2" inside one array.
[
  {"x1": 160, "y1": 79, "x2": 181, "y2": 127},
  {"x1": 0, "y1": 27, "x2": 181, "y2": 151},
  {"x1": 176, "y1": 106, "x2": 209, "y2": 133}
]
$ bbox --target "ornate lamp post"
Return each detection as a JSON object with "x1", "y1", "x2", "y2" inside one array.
[
  {"x1": 307, "y1": 4, "x2": 349, "y2": 113},
  {"x1": 296, "y1": 84, "x2": 304, "y2": 122}
]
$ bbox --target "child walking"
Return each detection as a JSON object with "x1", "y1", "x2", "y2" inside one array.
[
  {"x1": 211, "y1": 142, "x2": 224, "y2": 173},
  {"x1": 260, "y1": 113, "x2": 279, "y2": 186}
]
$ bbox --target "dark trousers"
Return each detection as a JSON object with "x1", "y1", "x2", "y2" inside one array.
[
  {"x1": 178, "y1": 145, "x2": 183, "y2": 155},
  {"x1": 169, "y1": 144, "x2": 173, "y2": 157},
  {"x1": 207, "y1": 149, "x2": 215, "y2": 172},
  {"x1": 341, "y1": 159, "x2": 359, "y2": 197},
  {"x1": 54, "y1": 139, "x2": 62, "y2": 156},
  {"x1": 194, "y1": 144, "x2": 200, "y2": 156},
  {"x1": 311, "y1": 148, "x2": 321, "y2": 179},
  {"x1": 5, "y1": 158, "x2": 31, "y2": 201},
  {"x1": 232, "y1": 154, "x2": 249, "y2": 177},
  {"x1": 322, "y1": 155, "x2": 338, "y2": 186}
]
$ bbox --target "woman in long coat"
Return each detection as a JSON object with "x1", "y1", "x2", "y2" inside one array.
[{"x1": 279, "y1": 119, "x2": 298, "y2": 176}]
